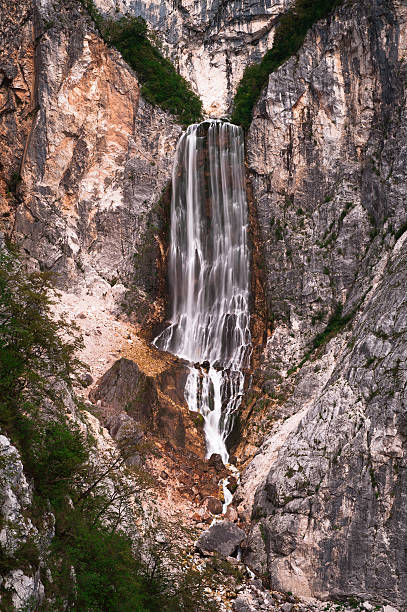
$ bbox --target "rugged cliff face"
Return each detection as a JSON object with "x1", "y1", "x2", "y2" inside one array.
[
  {"x1": 1, "y1": 0, "x2": 205, "y2": 456},
  {"x1": 0, "y1": 3, "x2": 215, "y2": 606},
  {"x1": 1, "y1": 0, "x2": 181, "y2": 327},
  {"x1": 2, "y1": 0, "x2": 407, "y2": 610},
  {"x1": 237, "y1": 0, "x2": 407, "y2": 607},
  {"x1": 95, "y1": 0, "x2": 293, "y2": 116}
]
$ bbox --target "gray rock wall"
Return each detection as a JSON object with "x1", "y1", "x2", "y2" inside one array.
[
  {"x1": 0, "y1": 435, "x2": 48, "y2": 610},
  {"x1": 241, "y1": 0, "x2": 407, "y2": 607},
  {"x1": 95, "y1": 0, "x2": 293, "y2": 115},
  {"x1": 1, "y1": 0, "x2": 180, "y2": 327},
  {"x1": 3, "y1": 0, "x2": 407, "y2": 608}
]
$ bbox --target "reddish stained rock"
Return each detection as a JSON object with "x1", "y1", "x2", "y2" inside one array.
[
  {"x1": 208, "y1": 453, "x2": 226, "y2": 473},
  {"x1": 90, "y1": 357, "x2": 206, "y2": 457},
  {"x1": 205, "y1": 496, "x2": 223, "y2": 515},
  {"x1": 225, "y1": 505, "x2": 238, "y2": 522}
]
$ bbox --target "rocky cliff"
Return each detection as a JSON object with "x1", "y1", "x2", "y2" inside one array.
[
  {"x1": 0, "y1": 1, "x2": 220, "y2": 607},
  {"x1": 1, "y1": 0, "x2": 182, "y2": 326},
  {"x1": 236, "y1": 0, "x2": 407, "y2": 608},
  {"x1": 95, "y1": 0, "x2": 293, "y2": 116},
  {"x1": 1, "y1": 0, "x2": 407, "y2": 610}
]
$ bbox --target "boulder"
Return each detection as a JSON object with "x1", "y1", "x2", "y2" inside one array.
[
  {"x1": 232, "y1": 597, "x2": 255, "y2": 612},
  {"x1": 225, "y1": 505, "x2": 238, "y2": 522},
  {"x1": 90, "y1": 358, "x2": 155, "y2": 426},
  {"x1": 105, "y1": 413, "x2": 143, "y2": 444},
  {"x1": 80, "y1": 372, "x2": 94, "y2": 387},
  {"x1": 208, "y1": 453, "x2": 226, "y2": 472},
  {"x1": 227, "y1": 476, "x2": 238, "y2": 493},
  {"x1": 205, "y1": 496, "x2": 223, "y2": 515},
  {"x1": 197, "y1": 521, "x2": 245, "y2": 557}
]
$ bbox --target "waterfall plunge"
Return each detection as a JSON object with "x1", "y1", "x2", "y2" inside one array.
[{"x1": 154, "y1": 120, "x2": 251, "y2": 464}]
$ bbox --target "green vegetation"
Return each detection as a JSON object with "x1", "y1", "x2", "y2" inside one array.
[
  {"x1": 0, "y1": 247, "x2": 85, "y2": 494},
  {"x1": 394, "y1": 220, "x2": 407, "y2": 241},
  {"x1": 312, "y1": 303, "x2": 353, "y2": 349},
  {"x1": 231, "y1": 0, "x2": 342, "y2": 129},
  {"x1": 80, "y1": 1, "x2": 202, "y2": 126},
  {"x1": 287, "y1": 303, "x2": 354, "y2": 375},
  {"x1": 0, "y1": 246, "x2": 217, "y2": 611},
  {"x1": 6, "y1": 171, "x2": 21, "y2": 195}
]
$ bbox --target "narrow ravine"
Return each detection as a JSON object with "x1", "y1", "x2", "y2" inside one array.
[{"x1": 154, "y1": 120, "x2": 251, "y2": 465}]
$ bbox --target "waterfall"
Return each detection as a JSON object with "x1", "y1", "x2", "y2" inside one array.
[{"x1": 154, "y1": 120, "x2": 251, "y2": 464}]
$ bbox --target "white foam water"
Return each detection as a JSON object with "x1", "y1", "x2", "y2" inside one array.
[{"x1": 154, "y1": 120, "x2": 251, "y2": 464}]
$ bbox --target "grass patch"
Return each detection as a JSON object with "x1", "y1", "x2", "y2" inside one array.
[
  {"x1": 312, "y1": 303, "x2": 353, "y2": 349},
  {"x1": 80, "y1": 1, "x2": 202, "y2": 126},
  {"x1": 231, "y1": 0, "x2": 342, "y2": 130},
  {"x1": 287, "y1": 303, "x2": 354, "y2": 375}
]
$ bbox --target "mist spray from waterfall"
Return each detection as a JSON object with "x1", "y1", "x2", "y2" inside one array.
[{"x1": 154, "y1": 120, "x2": 251, "y2": 464}]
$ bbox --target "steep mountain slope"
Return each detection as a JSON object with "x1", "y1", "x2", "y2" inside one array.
[
  {"x1": 236, "y1": 0, "x2": 407, "y2": 607},
  {"x1": 1, "y1": 0, "x2": 407, "y2": 610}
]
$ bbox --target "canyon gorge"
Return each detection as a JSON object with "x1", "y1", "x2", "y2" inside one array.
[{"x1": 1, "y1": 0, "x2": 407, "y2": 610}]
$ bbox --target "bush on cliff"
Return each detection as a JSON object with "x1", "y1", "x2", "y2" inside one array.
[
  {"x1": 231, "y1": 0, "x2": 343, "y2": 130},
  {"x1": 0, "y1": 247, "x2": 86, "y2": 502},
  {"x1": 80, "y1": 1, "x2": 203, "y2": 126}
]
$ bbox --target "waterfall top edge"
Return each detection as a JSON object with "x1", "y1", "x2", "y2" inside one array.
[{"x1": 184, "y1": 118, "x2": 242, "y2": 132}]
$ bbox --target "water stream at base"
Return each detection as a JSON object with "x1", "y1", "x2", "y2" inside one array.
[{"x1": 153, "y1": 120, "x2": 251, "y2": 468}]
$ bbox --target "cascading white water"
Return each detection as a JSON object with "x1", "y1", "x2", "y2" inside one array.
[{"x1": 154, "y1": 120, "x2": 251, "y2": 464}]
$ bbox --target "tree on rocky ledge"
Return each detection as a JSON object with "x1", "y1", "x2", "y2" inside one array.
[{"x1": 0, "y1": 245, "x2": 219, "y2": 611}]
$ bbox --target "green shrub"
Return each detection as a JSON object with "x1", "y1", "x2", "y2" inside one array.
[
  {"x1": 27, "y1": 420, "x2": 88, "y2": 507},
  {"x1": 394, "y1": 220, "x2": 407, "y2": 241},
  {"x1": 0, "y1": 248, "x2": 84, "y2": 462},
  {"x1": 80, "y1": 2, "x2": 202, "y2": 126},
  {"x1": 288, "y1": 303, "x2": 353, "y2": 375},
  {"x1": 6, "y1": 172, "x2": 21, "y2": 194},
  {"x1": 56, "y1": 522, "x2": 150, "y2": 611},
  {"x1": 312, "y1": 303, "x2": 353, "y2": 349},
  {"x1": 231, "y1": 0, "x2": 342, "y2": 129},
  {"x1": 0, "y1": 246, "x2": 218, "y2": 611}
]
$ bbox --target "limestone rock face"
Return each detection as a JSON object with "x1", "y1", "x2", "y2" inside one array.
[
  {"x1": 95, "y1": 0, "x2": 294, "y2": 116},
  {"x1": 2, "y1": 0, "x2": 407, "y2": 609},
  {"x1": 1, "y1": 0, "x2": 180, "y2": 329},
  {"x1": 0, "y1": 0, "x2": 34, "y2": 226},
  {"x1": 0, "y1": 436, "x2": 46, "y2": 610},
  {"x1": 248, "y1": 1, "x2": 407, "y2": 379},
  {"x1": 239, "y1": 0, "x2": 407, "y2": 608}
]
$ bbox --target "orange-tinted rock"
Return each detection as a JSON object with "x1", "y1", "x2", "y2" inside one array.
[
  {"x1": 91, "y1": 355, "x2": 206, "y2": 458},
  {"x1": 208, "y1": 453, "x2": 226, "y2": 473},
  {"x1": 90, "y1": 358, "x2": 155, "y2": 428},
  {"x1": 225, "y1": 506, "x2": 238, "y2": 522}
]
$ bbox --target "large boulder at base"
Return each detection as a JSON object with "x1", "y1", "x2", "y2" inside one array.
[
  {"x1": 90, "y1": 358, "x2": 155, "y2": 426},
  {"x1": 196, "y1": 521, "x2": 245, "y2": 557},
  {"x1": 207, "y1": 453, "x2": 226, "y2": 473}
]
